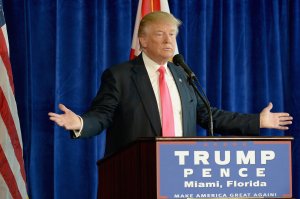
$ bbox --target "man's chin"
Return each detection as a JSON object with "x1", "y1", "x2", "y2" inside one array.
[{"x1": 162, "y1": 52, "x2": 174, "y2": 59}]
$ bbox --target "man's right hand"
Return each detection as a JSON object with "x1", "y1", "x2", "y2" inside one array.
[{"x1": 48, "y1": 104, "x2": 82, "y2": 131}]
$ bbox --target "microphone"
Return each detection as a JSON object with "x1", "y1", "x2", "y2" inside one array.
[
  {"x1": 173, "y1": 54, "x2": 214, "y2": 136},
  {"x1": 173, "y1": 54, "x2": 196, "y2": 80}
]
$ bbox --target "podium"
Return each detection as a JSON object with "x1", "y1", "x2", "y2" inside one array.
[{"x1": 97, "y1": 136, "x2": 293, "y2": 199}]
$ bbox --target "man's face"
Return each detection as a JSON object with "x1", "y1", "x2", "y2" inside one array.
[{"x1": 139, "y1": 21, "x2": 177, "y2": 65}]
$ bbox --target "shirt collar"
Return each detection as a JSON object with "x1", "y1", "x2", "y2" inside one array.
[{"x1": 142, "y1": 53, "x2": 169, "y2": 75}]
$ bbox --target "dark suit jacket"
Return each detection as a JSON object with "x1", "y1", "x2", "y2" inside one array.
[{"x1": 77, "y1": 54, "x2": 259, "y2": 156}]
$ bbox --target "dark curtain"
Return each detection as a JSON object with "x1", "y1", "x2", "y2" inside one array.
[{"x1": 3, "y1": 0, "x2": 300, "y2": 198}]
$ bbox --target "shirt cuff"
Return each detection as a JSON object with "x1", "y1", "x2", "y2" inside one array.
[{"x1": 73, "y1": 116, "x2": 83, "y2": 137}]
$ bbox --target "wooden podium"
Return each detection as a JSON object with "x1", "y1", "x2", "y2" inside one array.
[{"x1": 97, "y1": 136, "x2": 293, "y2": 199}]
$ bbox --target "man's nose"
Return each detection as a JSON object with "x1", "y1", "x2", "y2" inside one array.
[{"x1": 163, "y1": 34, "x2": 172, "y2": 42}]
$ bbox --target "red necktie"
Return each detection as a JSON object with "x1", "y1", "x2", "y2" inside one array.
[{"x1": 158, "y1": 66, "x2": 175, "y2": 137}]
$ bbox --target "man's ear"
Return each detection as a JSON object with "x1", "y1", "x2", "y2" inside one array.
[{"x1": 139, "y1": 37, "x2": 147, "y2": 49}]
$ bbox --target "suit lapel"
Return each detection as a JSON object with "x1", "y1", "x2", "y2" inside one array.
[
  {"x1": 131, "y1": 56, "x2": 161, "y2": 136},
  {"x1": 168, "y1": 63, "x2": 193, "y2": 136}
]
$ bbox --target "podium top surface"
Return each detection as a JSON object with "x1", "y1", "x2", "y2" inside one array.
[
  {"x1": 143, "y1": 136, "x2": 294, "y2": 142},
  {"x1": 98, "y1": 136, "x2": 293, "y2": 163}
]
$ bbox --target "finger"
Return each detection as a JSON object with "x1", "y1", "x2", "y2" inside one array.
[
  {"x1": 274, "y1": 113, "x2": 291, "y2": 117},
  {"x1": 49, "y1": 115, "x2": 62, "y2": 122},
  {"x1": 279, "y1": 115, "x2": 293, "y2": 120},
  {"x1": 48, "y1": 112, "x2": 62, "y2": 118},
  {"x1": 263, "y1": 102, "x2": 273, "y2": 112},
  {"x1": 49, "y1": 116, "x2": 56, "y2": 122},
  {"x1": 266, "y1": 102, "x2": 273, "y2": 111},
  {"x1": 59, "y1": 104, "x2": 69, "y2": 113},
  {"x1": 279, "y1": 121, "x2": 293, "y2": 126},
  {"x1": 279, "y1": 119, "x2": 293, "y2": 124},
  {"x1": 49, "y1": 117, "x2": 64, "y2": 126},
  {"x1": 277, "y1": 126, "x2": 289, "y2": 130}
]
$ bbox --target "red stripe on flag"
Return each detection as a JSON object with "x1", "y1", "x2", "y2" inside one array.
[
  {"x1": 0, "y1": 88, "x2": 26, "y2": 183},
  {"x1": 129, "y1": 49, "x2": 137, "y2": 60},
  {"x1": 142, "y1": 0, "x2": 161, "y2": 17},
  {"x1": 0, "y1": 30, "x2": 14, "y2": 93},
  {"x1": 0, "y1": 145, "x2": 23, "y2": 199},
  {"x1": 152, "y1": 0, "x2": 161, "y2": 11}
]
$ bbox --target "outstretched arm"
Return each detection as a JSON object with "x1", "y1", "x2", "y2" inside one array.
[
  {"x1": 48, "y1": 104, "x2": 82, "y2": 131},
  {"x1": 260, "y1": 102, "x2": 293, "y2": 130}
]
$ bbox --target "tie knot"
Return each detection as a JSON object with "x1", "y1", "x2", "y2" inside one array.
[{"x1": 158, "y1": 66, "x2": 166, "y2": 74}]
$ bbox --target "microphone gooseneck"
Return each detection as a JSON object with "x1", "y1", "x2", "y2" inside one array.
[{"x1": 173, "y1": 54, "x2": 214, "y2": 136}]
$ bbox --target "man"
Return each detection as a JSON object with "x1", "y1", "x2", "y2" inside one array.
[{"x1": 48, "y1": 11, "x2": 292, "y2": 156}]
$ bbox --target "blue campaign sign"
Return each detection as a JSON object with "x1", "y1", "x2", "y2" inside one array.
[{"x1": 156, "y1": 140, "x2": 292, "y2": 199}]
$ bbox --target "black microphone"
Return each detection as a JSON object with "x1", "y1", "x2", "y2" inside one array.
[
  {"x1": 173, "y1": 54, "x2": 214, "y2": 136},
  {"x1": 173, "y1": 54, "x2": 196, "y2": 80}
]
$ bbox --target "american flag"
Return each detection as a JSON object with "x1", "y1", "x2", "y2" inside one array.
[
  {"x1": 0, "y1": 1, "x2": 28, "y2": 198},
  {"x1": 129, "y1": 0, "x2": 178, "y2": 59}
]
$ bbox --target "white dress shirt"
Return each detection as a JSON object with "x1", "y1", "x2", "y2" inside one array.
[{"x1": 142, "y1": 53, "x2": 183, "y2": 136}]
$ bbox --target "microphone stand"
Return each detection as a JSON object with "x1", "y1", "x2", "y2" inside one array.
[{"x1": 186, "y1": 72, "x2": 214, "y2": 136}]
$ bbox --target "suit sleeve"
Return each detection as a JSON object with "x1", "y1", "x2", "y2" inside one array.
[
  {"x1": 196, "y1": 98, "x2": 260, "y2": 136},
  {"x1": 72, "y1": 69, "x2": 120, "y2": 138}
]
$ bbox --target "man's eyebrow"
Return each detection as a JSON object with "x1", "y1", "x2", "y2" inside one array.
[{"x1": 154, "y1": 29, "x2": 177, "y2": 33}]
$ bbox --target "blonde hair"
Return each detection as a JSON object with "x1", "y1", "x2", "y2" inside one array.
[{"x1": 138, "y1": 11, "x2": 182, "y2": 37}]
